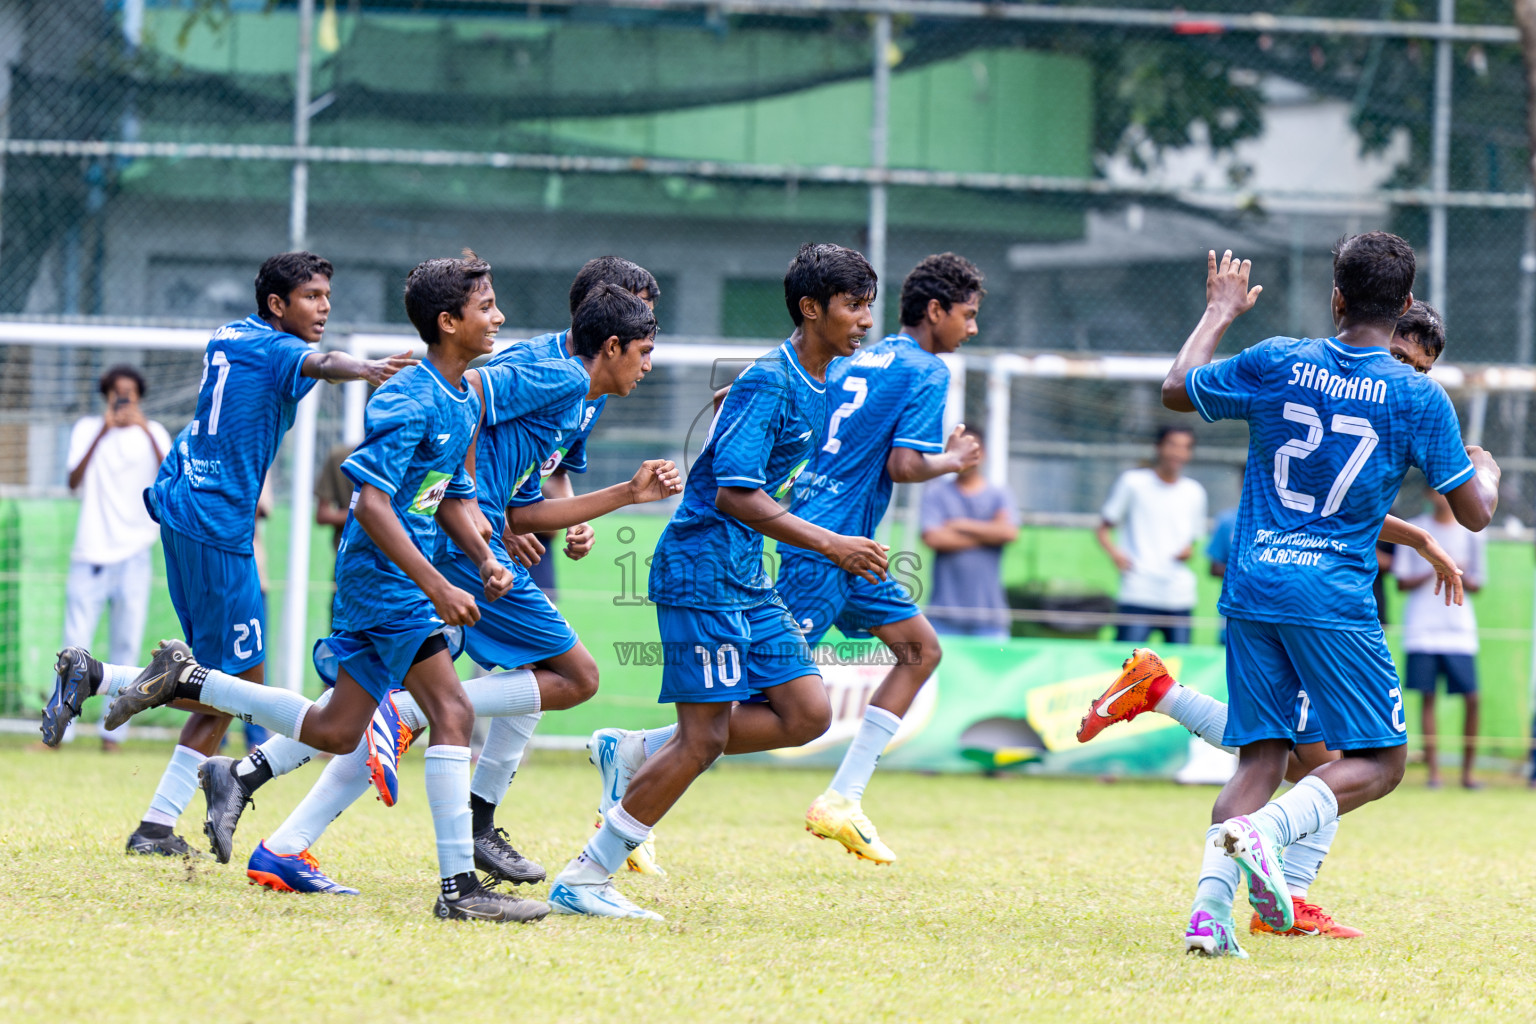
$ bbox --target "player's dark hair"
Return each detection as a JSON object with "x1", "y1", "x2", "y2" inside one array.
[
  {"x1": 783, "y1": 243, "x2": 877, "y2": 326},
  {"x1": 1332, "y1": 231, "x2": 1415, "y2": 327},
  {"x1": 899, "y1": 253, "x2": 985, "y2": 328},
  {"x1": 568, "y1": 257, "x2": 661, "y2": 316},
  {"x1": 254, "y1": 251, "x2": 333, "y2": 319},
  {"x1": 403, "y1": 250, "x2": 493, "y2": 346},
  {"x1": 1156, "y1": 424, "x2": 1195, "y2": 447},
  {"x1": 99, "y1": 364, "x2": 146, "y2": 399},
  {"x1": 571, "y1": 283, "x2": 657, "y2": 358},
  {"x1": 1396, "y1": 299, "x2": 1445, "y2": 361}
]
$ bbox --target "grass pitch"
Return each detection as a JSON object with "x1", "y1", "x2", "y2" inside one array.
[{"x1": 4, "y1": 737, "x2": 1534, "y2": 1023}]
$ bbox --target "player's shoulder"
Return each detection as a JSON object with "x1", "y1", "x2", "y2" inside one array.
[
  {"x1": 733, "y1": 344, "x2": 797, "y2": 394},
  {"x1": 490, "y1": 330, "x2": 566, "y2": 366}
]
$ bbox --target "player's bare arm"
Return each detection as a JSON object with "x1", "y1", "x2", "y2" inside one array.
[
  {"x1": 714, "y1": 485, "x2": 888, "y2": 584},
  {"x1": 1162, "y1": 249, "x2": 1264, "y2": 412},
  {"x1": 1444, "y1": 445, "x2": 1500, "y2": 532},
  {"x1": 505, "y1": 460, "x2": 682, "y2": 535},
  {"x1": 351, "y1": 483, "x2": 481, "y2": 626},
  {"x1": 438, "y1": 496, "x2": 515, "y2": 602},
  {"x1": 302, "y1": 348, "x2": 417, "y2": 385},
  {"x1": 543, "y1": 469, "x2": 595, "y2": 560},
  {"x1": 501, "y1": 528, "x2": 546, "y2": 567},
  {"x1": 1378, "y1": 513, "x2": 1464, "y2": 607},
  {"x1": 886, "y1": 424, "x2": 982, "y2": 484}
]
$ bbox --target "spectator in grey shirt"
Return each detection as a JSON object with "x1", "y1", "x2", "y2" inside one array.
[{"x1": 919, "y1": 428, "x2": 1019, "y2": 639}]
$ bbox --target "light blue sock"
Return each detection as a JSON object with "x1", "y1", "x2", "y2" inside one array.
[
  {"x1": 423, "y1": 745, "x2": 474, "y2": 879},
  {"x1": 1250, "y1": 775, "x2": 1340, "y2": 848},
  {"x1": 1193, "y1": 822, "x2": 1241, "y2": 915},
  {"x1": 101, "y1": 663, "x2": 139, "y2": 699},
  {"x1": 266, "y1": 736, "x2": 373, "y2": 856},
  {"x1": 829, "y1": 705, "x2": 902, "y2": 801},
  {"x1": 1283, "y1": 818, "x2": 1338, "y2": 897},
  {"x1": 470, "y1": 712, "x2": 543, "y2": 805},
  {"x1": 142, "y1": 744, "x2": 207, "y2": 827},
  {"x1": 1161, "y1": 684, "x2": 1236, "y2": 755},
  {"x1": 199, "y1": 670, "x2": 312, "y2": 738},
  {"x1": 240, "y1": 690, "x2": 332, "y2": 778},
  {"x1": 643, "y1": 724, "x2": 677, "y2": 758},
  {"x1": 578, "y1": 804, "x2": 651, "y2": 877}
]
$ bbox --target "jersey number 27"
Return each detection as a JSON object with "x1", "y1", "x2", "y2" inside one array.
[{"x1": 1274, "y1": 402, "x2": 1378, "y2": 516}]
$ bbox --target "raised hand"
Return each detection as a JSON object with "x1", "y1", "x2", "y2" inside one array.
[
  {"x1": 630, "y1": 459, "x2": 684, "y2": 504},
  {"x1": 1206, "y1": 249, "x2": 1263, "y2": 321},
  {"x1": 361, "y1": 350, "x2": 419, "y2": 387}
]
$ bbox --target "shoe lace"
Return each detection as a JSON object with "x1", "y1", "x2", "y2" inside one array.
[
  {"x1": 395, "y1": 725, "x2": 415, "y2": 759},
  {"x1": 1293, "y1": 898, "x2": 1332, "y2": 927},
  {"x1": 297, "y1": 849, "x2": 322, "y2": 871},
  {"x1": 487, "y1": 826, "x2": 525, "y2": 858}
]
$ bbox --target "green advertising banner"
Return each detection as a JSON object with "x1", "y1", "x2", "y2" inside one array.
[{"x1": 742, "y1": 637, "x2": 1233, "y2": 778}]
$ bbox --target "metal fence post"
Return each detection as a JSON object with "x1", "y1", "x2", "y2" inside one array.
[
  {"x1": 1428, "y1": 0, "x2": 1455, "y2": 314},
  {"x1": 868, "y1": 11, "x2": 891, "y2": 339}
]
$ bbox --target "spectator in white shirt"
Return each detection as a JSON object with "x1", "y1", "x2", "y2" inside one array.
[
  {"x1": 1096, "y1": 425, "x2": 1207, "y2": 644},
  {"x1": 62, "y1": 366, "x2": 172, "y2": 750},
  {"x1": 1394, "y1": 487, "x2": 1486, "y2": 789}
]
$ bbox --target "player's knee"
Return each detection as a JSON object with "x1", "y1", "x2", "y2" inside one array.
[
  {"x1": 788, "y1": 702, "x2": 832, "y2": 745},
  {"x1": 569, "y1": 659, "x2": 600, "y2": 703},
  {"x1": 677, "y1": 729, "x2": 727, "y2": 772}
]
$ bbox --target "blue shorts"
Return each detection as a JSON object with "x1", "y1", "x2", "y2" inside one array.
[
  {"x1": 439, "y1": 553, "x2": 578, "y2": 669},
  {"x1": 1225, "y1": 618, "x2": 1406, "y2": 751},
  {"x1": 1405, "y1": 652, "x2": 1478, "y2": 695},
  {"x1": 656, "y1": 596, "x2": 820, "y2": 704},
  {"x1": 160, "y1": 525, "x2": 267, "y2": 674},
  {"x1": 776, "y1": 552, "x2": 919, "y2": 645},
  {"x1": 313, "y1": 602, "x2": 459, "y2": 704}
]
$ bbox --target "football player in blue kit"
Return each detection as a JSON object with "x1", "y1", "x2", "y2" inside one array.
[
  {"x1": 1077, "y1": 299, "x2": 1462, "y2": 942},
  {"x1": 778, "y1": 253, "x2": 984, "y2": 865},
  {"x1": 108, "y1": 253, "x2": 550, "y2": 923},
  {"x1": 547, "y1": 243, "x2": 890, "y2": 921},
  {"x1": 41, "y1": 252, "x2": 413, "y2": 857},
  {"x1": 1163, "y1": 238, "x2": 1499, "y2": 958},
  {"x1": 195, "y1": 258, "x2": 668, "y2": 881},
  {"x1": 230, "y1": 284, "x2": 680, "y2": 897}
]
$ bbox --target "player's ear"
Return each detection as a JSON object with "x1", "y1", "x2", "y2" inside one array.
[
  {"x1": 604, "y1": 335, "x2": 622, "y2": 358},
  {"x1": 927, "y1": 297, "x2": 944, "y2": 324},
  {"x1": 1400, "y1": 291, "x2": 1414, "y2": 318},
  {"x1": 1330, "y1": 287, "x2": 1346, "y2": 324},
  {"x1": 798, "y1": 295, "x2": 822, "y2": 322},
  {"x1": 436, "y1": 309, "x2": 457, "y2": 339},
  {"x1": 266, "y1": 290, "x2": 287, "y2": 320}
]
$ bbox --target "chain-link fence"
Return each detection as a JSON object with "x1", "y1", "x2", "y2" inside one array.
[{"x1": 4, "y1": 2, "x2": 1536, "y2": 739}]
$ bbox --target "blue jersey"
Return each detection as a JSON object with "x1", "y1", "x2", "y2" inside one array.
[
  {"x1": 457, "y1": 349, "x2": 590, "y2": 556},
  {"x1": 147, "y1": 316, "x2": 317, "y2": 554},
  {"x1": 785, "y1": 332, "x2": 948, "y2": 546},
  {"x1": 1188, "y1": 336, "x2": 1474, "y2": 630},
  {"x1": 649, "y1": 340, "x2": 829, "y2": 610},
  {"x1": 493, "y1": 331, "x2": 607, "y2": 507},
  {"x1": 332, "y1": 361, "x2": 479, "y2": 632}
]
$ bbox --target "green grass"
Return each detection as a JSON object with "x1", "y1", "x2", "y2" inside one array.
[{"x1": 4, "y1": 738, "x2": 1536, "y2": 1022}]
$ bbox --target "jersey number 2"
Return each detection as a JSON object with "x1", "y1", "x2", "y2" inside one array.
[
  {"x1": 822, "y1": 377, "x2": 868, "y2": 455},
  {"x1": 1274, "y1": 402, "x2": 1378, "y2": 516}
]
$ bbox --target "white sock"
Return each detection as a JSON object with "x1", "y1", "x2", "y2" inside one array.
[
  {"x1": 388, "y1": 690, "x2": 427, "y2": 733},
  {"x1": 463, "y1": 668, "x2": 541, "y2": 717},
  {"x1": 643, "y1": 724, "x2": 677, "y2": 758},
  {"x1": 266, "y1": 737, "x2": 373, "y2": 856},
  {"x1": 1157, "y1": 684, "x2": 1236, "y2": 755},
  {"x1": 1192, "y1": 822, "x2": 1240, "y2": 914},
  {"x1": 100, "y1": 663, "x2": 139, "y2": 699},
  {"x1": 142, "y1": 744, "x2": 207, "y2": 827},
  {"x1": 828, "y1": 705, "x2": 902, "y2": 801},
  {"x1": 239, "y1": 690, "x2": 332, "y2": 778},
  {"x1": 1250, "y1": 775, "x2": 1340, "y2": 848},
  {"x1": 470, "y1": 712, "x2": 543, "y2": 806},
  {"x1": 561, "y1": 803, "x2": 650, "y2": 880},
  {"x1": 1283, "y1": 818, "x2": 1338, "y2": 898},
  {"x1": 199, "y1": 670, "x2": 312, "y2": 738},
  {"x1": 423, "y1": 745, "x2": 475, "y2": 879}
]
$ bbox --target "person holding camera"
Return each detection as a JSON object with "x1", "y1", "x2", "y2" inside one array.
[{"x1": 59, "y1": 365, "x2": 172, "y2": 750}]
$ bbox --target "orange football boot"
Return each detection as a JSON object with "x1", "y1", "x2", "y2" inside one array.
[
  {"x1": 1076, "y1": 648, "x2": 1175, "y2": 742},
  {"x1": 1250, "y1": 896, "x2": 1363, "y2": 938}
]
